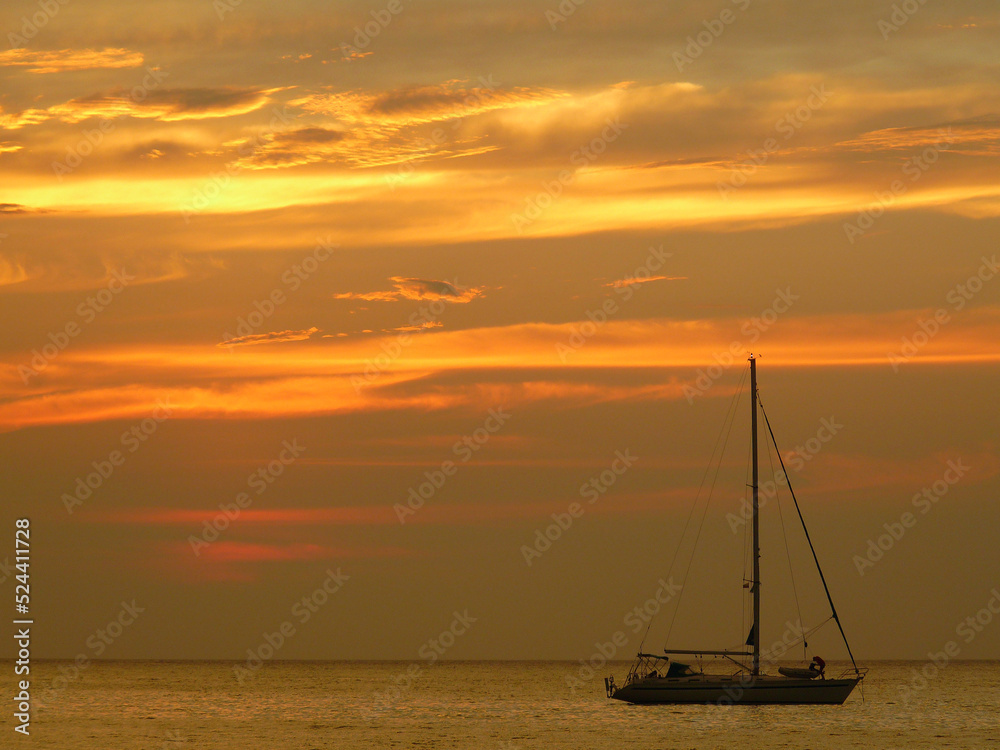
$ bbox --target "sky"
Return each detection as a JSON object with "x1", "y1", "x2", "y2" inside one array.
[{"x1": 1, "y1": 0, "x2": 999, "y2": 667}]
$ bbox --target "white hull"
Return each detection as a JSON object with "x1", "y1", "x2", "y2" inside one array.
[{"x1": 611, "y1": 675, "x2": 860, "y2": 705}]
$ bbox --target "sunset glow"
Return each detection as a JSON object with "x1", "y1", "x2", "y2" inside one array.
[{"x1": 2, "y1": 0, "x2": 998, "y2": 665}]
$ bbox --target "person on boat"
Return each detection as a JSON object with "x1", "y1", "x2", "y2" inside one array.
[{"x1": 809, "y1": 655, "x2": 826, "y2": 676}]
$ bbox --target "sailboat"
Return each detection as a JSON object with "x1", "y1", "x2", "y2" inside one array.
[{"x1": 605, "y1": 355, "x2": 866, "y2": 705}]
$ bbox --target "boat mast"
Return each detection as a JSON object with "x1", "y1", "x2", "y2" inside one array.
[{"x1": 750, "y1": 354, "x2": 761, "y2": 676}]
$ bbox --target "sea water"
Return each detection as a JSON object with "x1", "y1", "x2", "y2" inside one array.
[{"x1": 7, "y1": 660, "x2": 999, "y2": 749}]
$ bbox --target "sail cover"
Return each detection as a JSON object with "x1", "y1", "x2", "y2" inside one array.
[{"x1": 666, "y1": 661, "x2": 693, "y2": 678}]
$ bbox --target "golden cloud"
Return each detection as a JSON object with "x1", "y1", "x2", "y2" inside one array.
[
  {"x1": 334, "y1": 277, "x2": 486, "y2": 303},
  {"x1": 604, "y1": 275, "x2": 687, "y2": 288},
  {"x1": 0, "y1": 107, "x2": 50, "y2": 130},
  {"x1": 219, "y1": 327, "x2": 320, "y2": 348},
  {"x1": 50, "y1": 86, "x2": 277, "y2": 123},
  {"x1": 833, "y1": 119, "x2": 1000, "y2": 155},
  {"x1": 0, "y1": 86, "x2": 277, "y2": 130},
  {"x1": 0, "y1": 47, "x2": 144, "y2": 74},
  {"x1": 3, "y1": 307, "x2": 1000, "y2": 432},
  {"x1": 231, "y1": 79, "x2": 565, "y2": 170},
  {"x1": 293, "y1": 80, "x2": 566, "y2": 127}
]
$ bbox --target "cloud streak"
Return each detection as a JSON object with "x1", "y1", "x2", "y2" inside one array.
[
  {"x1": 3, "y1": 307, "x2": 999, "y2": 431},
  {"x1": 219, "y1": 327, "x2": 320, "y2": 348},
  {"x1": 0, "y1": 47, "x2": 144, "y2": 74},
  {"x1": 233, "y1": 79, "x2": 565, "y2": 169},
  {"x1": 0, "y1": 86, "x2": 277, "y2": 130},
  {"x1": 604, "y1": 275, "x2": 687, "y2": 288},
  {"x1": 334, "y1": 277, "x2": 485, "y2": 303}
]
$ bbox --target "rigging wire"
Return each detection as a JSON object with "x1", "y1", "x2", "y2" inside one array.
[
  {"x1": 643, "y1": 366, "x2": 748, "y2": 652},
  {"x1": 759, "y1": 616, "x2": 834, "y2": 662},
  {"x1": 657, "y1": 366, "x2": 749, "y2": 652},
  {"x1": 758, "y1": 398, "x2": 861, "y2": 674},
  {"x1": 636, "y1": 377, "x2": 743, "y2": 652},
  {"x1": 763, "y1": 413, "x2": 807, "y2": 661}
]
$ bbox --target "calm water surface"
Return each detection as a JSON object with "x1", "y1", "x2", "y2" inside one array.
[{"x1": 9, "y1": 660, "x2": 999, "y2": 749}]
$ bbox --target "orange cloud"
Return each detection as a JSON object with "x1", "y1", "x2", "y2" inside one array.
[
  {"x1": 604, "y1": 275, "x2": 687, "y2": 288},
  {"x1": 832, "y1": 118, "x2": 1000, "y2": 156},
  {"x1": 0, "y1": 86, "x2": 277, "y2": 130},
  {"x1": 219, "y1": 327, "x2": 319, "y2": 348},
  {"x1": 385, "y1": 320, "x2": 444, "y2": 334},
  {"x1": 7, "y1": 74, "x2": 1000, "y2": 242},
  {"x1": 0, "y1": 47, "x2": 144, "y2": 74},
  {"x1": 0, "y1": 107, "x2": 49, "y2": 130},
  {"x1": 2, "y1": 307, "x2": 999, "y2": 432},
  {"x1": 50, "y1": 86, "x2": 277, "y2": 123},
  {"x1": 333, "y1": 277, "x2": 486, "y2": 303},
  {"x1": 231, "y1": 79, "x2": 564, "y2": 170},
  {"x1": 292, "y1": 80, "x2": 566, "y2": 128}
]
